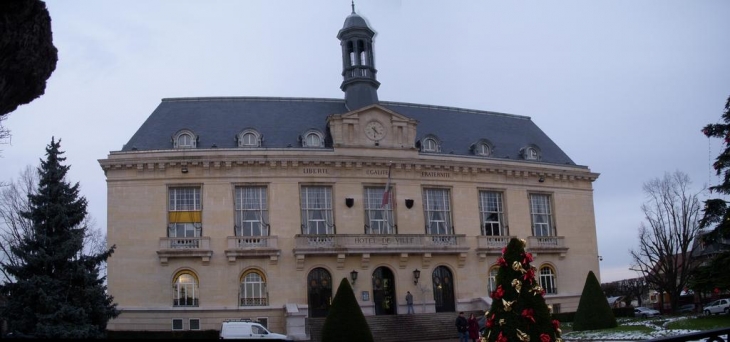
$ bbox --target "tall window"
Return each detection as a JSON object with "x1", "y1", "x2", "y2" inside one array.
[
  {"x1": 423, "y1": 188, "x2": 452, "y2": 235},
  {"x1": 240, "y1": 270, "x2": 268, "y2": 306},
  {"x1": 173, "y1": 271, "x2": 199, "y2": 306},
  {"x1": 421, "y1": 138, "x2": 439, "y2": 152},
  {"x1": 300, "y1": 186, "x2": 334, "y2": 235},
  {"x1": 479, "y1": 191, "x2": 505, "y2": 236},
  {"x1": 530, "y1": 194, "x2": 553, "y2": 236},
  {"x1": 539, "y1": 266, "x2": 557, "y2": 294},
  {"x1": 364, "y1": 186, "x2": 395, "y2": 234},
  {"x1": 234, "y1": 186, "x2": 269, "y2": 236},
  {"x1": 487, "y1": 266, "x2": 499, "y2": 294},
  {"x1": 168, "y1": 187, "x2": 202, "y2": 239}
]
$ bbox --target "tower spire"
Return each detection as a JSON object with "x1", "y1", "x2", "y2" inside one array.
[{"x1": 338, "y1": 5, "x2": 380, "y2": 110}]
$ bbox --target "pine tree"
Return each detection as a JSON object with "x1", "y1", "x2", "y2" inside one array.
[
  {"x1": 699, "y1": 95, "x2": 730, "y2": 291},
  {"x1": 0, "y1": 138, "x2": 119, "y2": 338},
  {"x1": 321, "y1": 278, "x2": 373, "y2": 342},
  {"x1": 573, "y1": 271, "x2": 617, "y2": 331},
  {"x1": 483, "y1": 238, "x2": 562, "y2": 342}
]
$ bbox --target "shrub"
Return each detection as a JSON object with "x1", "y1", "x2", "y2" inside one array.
[
  {"x1": 573, "y1": 271, "x2": 617, "y2": 331},
  {"x1": 321, "y1": 278, "x2": 373, "y2": 342}
]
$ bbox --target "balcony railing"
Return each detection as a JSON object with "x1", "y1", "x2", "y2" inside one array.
[
  {"x1": 240, "y1": 297, "x2": 268, "y2": 307},
  {"x1": 475, "y1": 235, "x2": 515, "y2": 260},
  {"x1": 293, "y1": 234, "x2": 468, "y2": 255},
  {"x1": 157, "y1": 237, "x2": 213, "y2": 265},
  {"x1": 526, "y1": 236, "x2": 568, "y2": 257},
  {"x1": 225, "y1": 236, "x2": 280, "y2": 263}
]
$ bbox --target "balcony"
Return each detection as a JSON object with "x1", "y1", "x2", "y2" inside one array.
[
  {"x1": 475, "y1": 235, "x2": 515, "y2": 261},
  {"x1": 293, "y1": 234, "x2": 469, "y2": 270},
  {"x1": 526, "y1": 236, "x2": 568, "y2": 257},
  {"x1": 157, "y1": 237, "x2": 213, "y2": 265},
  {"x1": 224, "y1": 236, "x2": 280, "y2": 264}
]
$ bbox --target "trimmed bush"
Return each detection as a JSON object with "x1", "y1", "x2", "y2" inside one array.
[
  {"x1": 573, "y1": 271, "x2": 617, "y2": 331},
  {"x1": 321, "y1": 278, "x2": 373, "y2": 342}
]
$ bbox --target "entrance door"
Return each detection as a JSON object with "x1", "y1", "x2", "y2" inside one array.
[
  {"x1": 432, "y1": 266, "x2": 455, "y2": 312},
  {"x1": 307, "y1": 268, "x2": 332, "y2": 318},
  {"x1": 372, "y1": 267, "x2": 396, "y2": 315}
]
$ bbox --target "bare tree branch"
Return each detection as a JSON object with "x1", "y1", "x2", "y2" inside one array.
[{"x1": 629, "y1": 171, "x2": 702, "y2": 312}]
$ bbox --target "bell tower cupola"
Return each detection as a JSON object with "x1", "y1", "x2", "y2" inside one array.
[{"x1": 338, "y1": 1, "x2": 380, "y2": 111}]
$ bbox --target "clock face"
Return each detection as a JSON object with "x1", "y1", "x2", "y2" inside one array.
[{"x1": 364, "y1": 121, "x2": 386, "y2": 141}]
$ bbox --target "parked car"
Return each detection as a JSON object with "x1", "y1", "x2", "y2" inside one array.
[
  {"x1": 679, "y1": 304, "x2": 695, "y2": 314},
  {"x1": 634, "y1": 306, "x2": 661, "y2": 318},
  {"x1": 219, "y1": 320, "x2": 291, "y2": 340},
  {"x1": 703, "y1": 299, "x2": 730, "y2": 315}
]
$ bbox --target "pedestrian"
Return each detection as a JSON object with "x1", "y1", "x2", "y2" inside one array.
[
  {"x1": 455, "y1": 311, "x2": 468, "y2": 342},
  {"x1": 406, "y1": 291, "x2": 414, "y2": 314},
  {"x1": 467, "y1": 313, "x2": 479, "y2": 342}
]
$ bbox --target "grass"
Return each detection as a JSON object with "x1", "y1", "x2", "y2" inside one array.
[{"x1": 666, "y1": 315, "x2": 730, "y2": 330}]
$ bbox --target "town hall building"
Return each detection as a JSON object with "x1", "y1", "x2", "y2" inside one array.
[{"x1": 99, "y1": 6, "x2": 600, "y2": 339}]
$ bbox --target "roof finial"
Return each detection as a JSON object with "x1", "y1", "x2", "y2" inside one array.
[{"x1": 351, "y1": 0, "x2": 355, "y2": 14}]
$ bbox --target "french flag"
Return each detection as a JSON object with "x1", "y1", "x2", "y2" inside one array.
[{"x1": 382, "y1": 163, "x2": 392, "y2": 208}]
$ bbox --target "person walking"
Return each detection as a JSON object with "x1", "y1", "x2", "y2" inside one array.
[
  {"x1": 467, "y1": 312, "x2": 479, "y2": 342},
  {"x1": 455, "y1": 311, "x2": 468, "y2": 342},
  {"x1": 406, "y1": 291, "x2": 414, "y2": 314}
]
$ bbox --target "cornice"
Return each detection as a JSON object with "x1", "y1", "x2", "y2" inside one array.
[{"x1": 99, "y1": 150, "x2": 599, "y2": 182}]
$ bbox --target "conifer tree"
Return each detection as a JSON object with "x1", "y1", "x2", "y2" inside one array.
[
  {"x1": 0, "y1": 138, "x2": 119, "y2": 338},
  {"x1": 321, "y1": 278, "x2": 373, "y2": 342},
  {"x1": 699, "y1": 95, "x2": 730, "y2": 290},
  {"x1": 483, "y1": 238, "x2": 562, "y2": 342},
  {"x1": 572, "y1": 271, "x2": 617, "y2": 331}
]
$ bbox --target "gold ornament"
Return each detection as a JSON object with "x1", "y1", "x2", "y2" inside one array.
[
  {"x1": 519, "y1": 238, "x2": 527, "y2": 248},
  {"x1": 511, "y1": 279, "x2": 522, "y2": 293},
  {"x1": 498, "y1": 318, "x2": 505, "y2": 326},
  {"x1": 502, "y1": 299, "x2": 515, "y2": 312},
  {"x1": 556, "y1": 338, "x2": 563, "y2": 342},
  {"x1": 547, "y1": 304, "x2": 553, "y2": 314},
  {"x1": 516, "y1": 329, "x2": 530, "y2": 342},
  {"x1": 512, "y1": 261, "x2": 526, "y2": 273},
  {"x1": 531, "y1": 284, "x2": 544, "y2": 296}
]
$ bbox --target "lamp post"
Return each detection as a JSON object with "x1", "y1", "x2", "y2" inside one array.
[{"x1": 350, "y1": 270, "x2": 358, "y2": 285}]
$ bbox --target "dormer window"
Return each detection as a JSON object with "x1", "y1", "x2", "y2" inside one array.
[
  {"x1": 521, "y1": 145, "x2": 541, "y2": 161},
  {"x1": 173, "y1": 130, "x2": 197, "y2": 149},
  {"x1": 237, "y1": 129, "x2": 261, "y2": 148},
  {"x1": 420, "y1": 135, "x2": 441, "y2": 153},
  {"x1": 302, "y1": 130, "x2": 324, "y2": 148},
  {"x1": 472, "y1": 139, "x2": 493, "y2": 157}
]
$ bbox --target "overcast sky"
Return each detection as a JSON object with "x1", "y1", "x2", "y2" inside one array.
[{"x1": 2, "y1": 0, "x2": 729, "y2": 283}]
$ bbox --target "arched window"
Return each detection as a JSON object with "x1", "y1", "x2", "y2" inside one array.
[
  {"x1": 522, "y1": 145, "x2": 541, "y2": 160},
  {"x1": 487, "y1": 266, "x2": 499, "y2": 294},
  {"x1": 420, "y1": 135, "x2": 441, "y2": 153},
  {"x1": 539, "y1": 265, "x2": 557, "y2": 294},
  {"x1": 238, "y1": 129, "x2": 261, "y2": 147},
  {"x1": 472, "y1": 139, "x2": 493, "y2": 157},
  {"x1": 302, "y1": 130, "x2": 324, "y2": 148},
  {"x1": 173, "y1": 270, "x2": 199, "y2": 306},
  {"x1": 173, "y1": 130, "x2": 197, "y2": 149},
  {"x1": 240, "y1": 270, "x2": 267, "y2": 306}
]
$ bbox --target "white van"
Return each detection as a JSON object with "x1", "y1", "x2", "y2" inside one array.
[{"x1": 219, "y1": 320, "x2": 291, "y2": 340}]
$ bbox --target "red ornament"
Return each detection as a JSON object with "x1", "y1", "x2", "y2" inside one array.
[
  {"x1": 497, "y1": 257, "x2": 507, "y2": 267},
  {"x1": 552, "y1": 319, "x2": 560, "y2": 330},
  {"x1": 492, "y1": 285, "x2": 505, "y2": 300},
  {"x1": 496, "y1": 332, "x2": 508, "y2": 342},
  {"x1": 540, "y1": 333, "x2": 551, "y2": 342},
  {"x1": 523, "y1": 268, "x2": 535, "y2": 283},
  {"x1": 522, "y1": 252, "x2": 534, "y2": 264},
  {"x1": 521, "y1": 308, "x2": 536, "y2": 323}
]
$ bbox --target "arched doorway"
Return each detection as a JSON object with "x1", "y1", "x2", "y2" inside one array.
[
  {"x1": 432, "y1": 266, "x2": 455, "y2": 312},
  {"x1": 372, "y1": 266, "x2": 396, "y2": 315},
  {"x1": 307, "y1": 268, "x2": 332, "y2": 318}
]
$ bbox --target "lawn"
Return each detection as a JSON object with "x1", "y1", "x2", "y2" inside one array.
[{"x1": 561, "y1": 314, "x2": 730, "y2": 341}]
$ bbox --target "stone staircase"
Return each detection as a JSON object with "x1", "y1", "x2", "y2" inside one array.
[{"x1": 306, "y1": 311, "x2": 483, "y2": 342}]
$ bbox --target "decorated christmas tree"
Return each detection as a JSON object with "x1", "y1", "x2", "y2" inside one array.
[{"x1": 482, "y1": 238, "x2": 562, "y2": 342}]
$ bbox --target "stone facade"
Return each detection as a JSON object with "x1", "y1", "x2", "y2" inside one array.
[{"x1": 98, "y1": 8, "x2": 600, "y2": 340}]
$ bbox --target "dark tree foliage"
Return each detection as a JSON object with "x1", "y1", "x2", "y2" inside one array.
[
  {"x1": 483, "y1": 238, "x2": 562, "y2": 342},
  {"x1": 0, "y1": 138, "x2": 119, "y2": 338},
  {"x1": 573, "y1": 271, "x2": 617, "y2": 331},
  {"x1": 699, "y1": 95, "x2": 730, "y2": 290},
  {"x1": 0, "y1": 0, "x2": 58, "y2": 116},
  {"x1": 321, "y1": 278, "x2": 373, "y2": 342}
]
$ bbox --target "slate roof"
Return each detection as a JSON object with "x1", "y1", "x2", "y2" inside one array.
[{"x1": 120, "y1": 96, "x2": 579, "y2": 167}]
